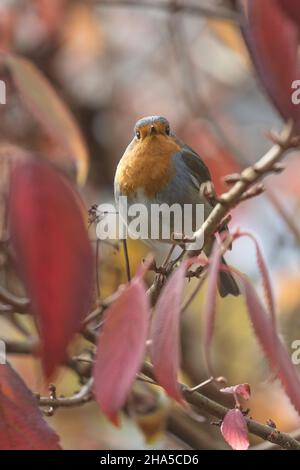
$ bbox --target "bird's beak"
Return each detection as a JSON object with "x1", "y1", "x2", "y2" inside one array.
[{"x1": 149, "y1": 125, "x2": 157, "y2": 136}]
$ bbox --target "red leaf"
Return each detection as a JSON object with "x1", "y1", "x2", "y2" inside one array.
[
  {"x1": 202, "y1": 239, "x2": 300, "y2": 417},
  {"x1": 242, "y1": 0, "x2": 300, "y2": 128},
  {"x1": 277, "y1": 0, "x2": 300, "y2": 27},
  {"x1": 1, "y1": 53, "x2": 89, "y2": 184},
  {"x1": 0, "y1": 364, "x2": 61, "y2": 449},
  {"x1": 9, "y1": 161, "x2": 94, "y2": 377},
  {"x1": 221, "y1": 409, "x2": 249, "y2": 450},
  {"x1": 93, "y1": 272, "x2": 150, "y2": 424},
  {"x1": 239, "y1": 273, "x2": 300, "y2": 415},
  {"x1": 151, "y1": 260, "x2": 193, "y2": 403},
  {"x1": 202, "y1": 243, "x2": 221, "y2": 375},
  {"x1": 221, "y1": 383, "x2": 251, "y2": 400}
]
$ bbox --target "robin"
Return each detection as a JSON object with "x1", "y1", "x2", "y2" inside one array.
[{"x1": 114, "y1": 115, "x2": 239, "y2": 297}]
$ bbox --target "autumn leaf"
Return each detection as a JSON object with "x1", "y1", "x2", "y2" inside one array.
[
  {"x1": 151, "y1": 259, "x2": 195, "y2": 404},
  {"x1": 202, "y1": 243, "x2": 221, "y2": 375},
  {"x1": 9, "y1": 161, "x2": 94, "y2": 377},
  {"x1": 93, "y1": 267, "x2": 150, "y2": 424},
  {"x1": 241, "y1": 0, "x2": 300, "y2": 129},
  {"x1": 204, "y1": 237, "x2": 300, "y2": 417},
  {"x1": 240, "y1": 273, "x2": 300, "y2": 416},
  {"x1": 220, "y1": 383, "x2": 251, "y2": 401},
  {"x1": 0, "y1": 364, "x2": 61, "y2": 450},
  {"x1": 221, "y1": 409, "x2": 249, "y2": 450},
  {"x1": 0, "y1": 53, "x2": 89, "y2": 184}
]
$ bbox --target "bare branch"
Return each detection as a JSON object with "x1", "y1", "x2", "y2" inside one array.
[
  {"x1": 188, "y1": 121, "x2": 297, "y2": 253},
  {"x1": 37, "y1": 379, "x2": 94, "y2": 409},
  {"x1": 142, "y1": 363, "x2": 300, "y2": 450},
  {"x1": 0, "y1": 285, "x2": 29, "y2": 313}
]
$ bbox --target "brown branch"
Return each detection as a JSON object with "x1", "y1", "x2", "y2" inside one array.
[
  {"x1": 92, "y1": 0, "x2": 240, "y2": 22},
  {"x1": 5, "y1": 334, "x2": 300, "y2": 449},
  {"x1": 122, "y1": 239, "x2": 131, "y2": 281},
  {"x1": 142, "y1": 363, "x2": 300, "y2": 450},
  {"x1": 37, "y1": 379, "x2": 93, "y2": 409},
  {"x1": 4, "y1": 338, "x2": 37, "y2": 354},
  {"x1": 250, "y1": 428, "x2": 300, "y2": 450},
  {"x1": 0, "y1": 285, "x2": 29, "y2": 312},
  {"x1": 188, "y1": 121, "x2": 297, "y2": 253},
  {"x1": 167, "y1": 407, "x2": 226, "y2": 450},
  {"x1": 3, "y1": 338, "x2": 92, "y2": 379}
]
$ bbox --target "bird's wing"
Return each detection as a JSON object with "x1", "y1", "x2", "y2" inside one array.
[
  {"x1": 178, "y1": 144, "x2": 217, "y2": 203},
  {"x1": 179, "y1": 144, "x2": 231, "y2": 243}
]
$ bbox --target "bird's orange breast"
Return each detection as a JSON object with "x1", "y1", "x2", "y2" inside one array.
[{"x1": 115, "y1": 135, "x2": 181, "y2": 198}]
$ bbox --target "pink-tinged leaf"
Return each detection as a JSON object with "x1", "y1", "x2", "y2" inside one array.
[
  {"x1": 0, "y1": 53, "x2": 89, "y2": 184},
  {"x1": 221, "y1": 383, "x2": 251, "y2": 400},
  {"x1": 242, "y1": 0, "x2": 300, "y2": 129},
  {"x1": 0, "y1": 364, "x2": 61, "y2": 449},
  {"x1": 234, "y1": 270, "x2": 300, "y2": 416},
  {"x1": 218, "y1": 257, "x2": 300, "y2": 417},
  {"x1": 221, "y1": 409, "x2": 249, "y2": 450},
  {"x1": 151, "y1": 259, "x2": 195, "y2": 403},
  {"x1": 202, "y1": 243, "x2": 221, "y2": 375},
  {"x1": 9, "y1": 161, "x2": 94, "y2": 377},
  {"x1": 94, "y1": 275, "x2": 150, "y2": 424},
  {"x1": 218, "y1": 261, "x2": 300, "y2": 416},
  {"x1": 235, "y1": 231, "x2": 275, "y2": 326}
]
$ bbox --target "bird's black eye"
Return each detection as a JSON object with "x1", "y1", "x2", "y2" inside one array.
[
  {"x1": 165, "y1": 126, "x2": 170, "y2": 135},
  {"x1": 136, "y1": 130, "x2": 141, "y2": 139}
]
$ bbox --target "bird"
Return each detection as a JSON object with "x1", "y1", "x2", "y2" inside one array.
[{"x1": 114, "y1": 115, "x2": 239, "y2": 297}]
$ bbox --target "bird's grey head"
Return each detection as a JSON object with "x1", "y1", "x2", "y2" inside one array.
[{"x1": 134, "y1": 116, "x2": 170, "y2": 140}]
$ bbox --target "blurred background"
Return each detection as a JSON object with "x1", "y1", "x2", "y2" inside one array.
[{"x1": 0, "y1": 0, "x2": 299, "y2": 450}]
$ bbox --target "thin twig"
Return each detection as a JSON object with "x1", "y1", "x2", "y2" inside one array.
[
  {"x1": 38, "y1": 378, "x2": 94, "y2": 409},
  {"x1": 250, "y1": 428, "x2": 300, "y2": 450},
  {"x1": 188, "y1": 121, "x2": 297, "y2": 254},
  {"x1": 95, "y1": 239, "x2": 101, "y2": 298},
  {"x1": 122, "y1": 239, "x2": 131, "y2": 282},
  {"x1": 181, "y1": 273, "x2": 206, "y2": 313},
  {"x1": 0, "y1": 285, "x2": 29, "y2": 312}
]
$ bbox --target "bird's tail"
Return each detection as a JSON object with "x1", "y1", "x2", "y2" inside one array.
[{"x1": 218, "y1": 256, "x2": 240, "y2": 297}]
